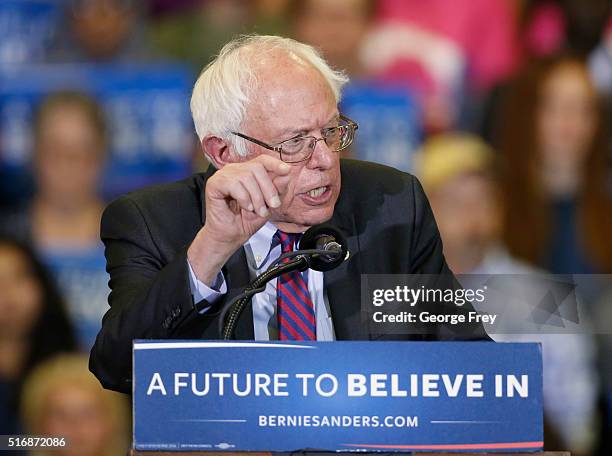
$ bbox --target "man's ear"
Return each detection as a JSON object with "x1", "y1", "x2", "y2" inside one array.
[{"x1": 201, "y1": 136, "x2": 234, "y2": 169}]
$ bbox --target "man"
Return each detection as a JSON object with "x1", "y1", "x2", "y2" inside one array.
[{"x1": 90, "y1": 35, "x2": 487, "y2": 394}]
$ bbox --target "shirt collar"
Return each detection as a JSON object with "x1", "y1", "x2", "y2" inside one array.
[{"x1": 246, "y1": 221, "x2": 280, "y2": 269}]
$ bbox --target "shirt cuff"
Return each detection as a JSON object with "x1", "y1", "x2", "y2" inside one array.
[{"x1": 187, "y1": 260, "x2": 227, "y2": 313}]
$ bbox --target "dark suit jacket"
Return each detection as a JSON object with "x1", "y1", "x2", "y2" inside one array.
[{"x1": 89, "y1": 159, "x2": 489, "y2": 393}]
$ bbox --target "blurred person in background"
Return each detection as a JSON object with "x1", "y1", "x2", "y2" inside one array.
[
  {"x1": 0, "y1": 92, "x2": 110, "y2": 350},
  {"x1": 149, "y1": 0, "x2": 288, "y2": 72},
  {"x1": 0, "y1": 237, "x2": 76, "y2": 436},
  {"x1": 520, "y1": 0, "x2": 612, "y2": 60},
  {"x1": 496, "y1": 55, "x2": 612, "y2": 275},
  {"x1": 416, "y1": 132, "x2": 600, "y2": 455},
  {"x1": 289, "y1": 0, "x2": 375, "y2": 79},
  {"x1": 21, "y1": 354, "x2": 130, "y2": 456},
  {"x1": 360, "y1": 0, "x2": 519, "y2": 132},
  {"x1": 481, "y1": 0, "x2": 612, "y2": 141},
  {"x1": 415, "y1": 134, "x2": 509, "y2": 275},
  {"x1": 49, "y1": 0, "x2": 149, "y2": 63},
  {"x1": 589, "y1": 16, "x2": 612, "y2": 98}
]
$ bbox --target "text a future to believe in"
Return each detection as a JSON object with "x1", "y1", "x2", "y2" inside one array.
[{"x1": 145, "y1": 372, "x2": 529, "y2": 398}]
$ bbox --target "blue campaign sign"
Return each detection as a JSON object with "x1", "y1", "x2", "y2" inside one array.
[
  {"x1": 0, "y1": 0, "x2": 61, "y2": 65},
  {"x1": 41, "y1": 244, "x2": 109, "y2": 351},
  {"x1": 340, "y1": 82, "x2": 422, "y2": 173},
  {"x1": 0, "y1": 63, "x2": 194, "y2": 200},
  {"x1": 133, "y1": 341, "x2": 542, "y2": 452}
]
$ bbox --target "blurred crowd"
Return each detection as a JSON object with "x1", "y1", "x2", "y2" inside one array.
[{"x1": 0, "y1": 0, "x2": 611, "y2": 455}]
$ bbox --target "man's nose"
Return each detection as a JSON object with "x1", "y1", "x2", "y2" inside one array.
[{"x1": 307, "y1": 138, "x2": 336, "y2": 169}]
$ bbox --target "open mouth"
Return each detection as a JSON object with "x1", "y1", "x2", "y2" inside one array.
[
  {"x1": 307, "y1": 186, "x2": 327, "y2": 198},
  {"x1": 300, "y1": 185, "x2": 332, "y2": 205}
]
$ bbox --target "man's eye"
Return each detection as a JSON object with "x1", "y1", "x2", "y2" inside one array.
[
  {"x1": 284, "y1": 137, "x2": 304, "y2": 147},
  {"x1": 323, "y1": 126, "x2": 340, "y2": 138}
]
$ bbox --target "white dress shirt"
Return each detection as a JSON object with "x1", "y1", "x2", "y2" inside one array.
[{"x1": 187, "y1": 222, "x2": 335, "y2": 340}]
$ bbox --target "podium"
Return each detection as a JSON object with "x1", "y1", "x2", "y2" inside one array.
[
  {"x1": 131, "y1": 452, "x2": 569, "y2": 455},
  {"x1": 132, "y1": 341, "x2": 546, "y2": 453}
]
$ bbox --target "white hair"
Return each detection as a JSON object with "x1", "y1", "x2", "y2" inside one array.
[{"x1": 190, "y1": 35, "x2": 350, "y2": 158}]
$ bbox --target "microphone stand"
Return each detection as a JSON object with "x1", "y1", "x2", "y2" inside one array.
[
  {"x1": 218, "y1": 246, "x2": 343, "y2": 340},
  {"x1": 218, "y1": 224, "x2": 348, "y2": 339},
  {"x1": 219, "y1": 255, "x2": 311, "y2": 340}
]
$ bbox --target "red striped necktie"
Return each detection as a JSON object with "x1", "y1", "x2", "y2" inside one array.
[{"x1": 274, "y1": 230, "x2": 316, "y2": 340}]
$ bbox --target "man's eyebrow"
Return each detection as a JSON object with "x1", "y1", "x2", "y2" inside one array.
[
  {"x1": 278, "y1": 114, "x2": 341, "y2": 139},
  {"x1": 281, "y1": 128, "x2": 308, "y2": 138}
]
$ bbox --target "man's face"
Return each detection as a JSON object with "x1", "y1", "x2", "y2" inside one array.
[
  {"x1": 238, "y1": 55, "x2": 342, "y2": 232},
  {"x1": 429, "y1": 173, "x2": 501, "y2": 273}
]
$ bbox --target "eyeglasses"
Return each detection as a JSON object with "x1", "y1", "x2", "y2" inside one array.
[{"x1": 231, "y1": 114, "x2": 358, "y2": 163}]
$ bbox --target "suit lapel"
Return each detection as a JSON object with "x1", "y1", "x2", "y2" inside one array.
[
  {"x1": 197, "y1": 165, "x2": 216, "y2": 227},
  {"x1": 324, "y1": 210, "x2": 368, "y2": 340},
  {"x1": 223, "y1": 248, "x2": 255, "y2": 340}
]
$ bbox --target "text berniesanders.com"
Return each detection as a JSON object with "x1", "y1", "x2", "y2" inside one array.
[{"x1": 258, "y1": 415, "x2": 419, "y2": 428}]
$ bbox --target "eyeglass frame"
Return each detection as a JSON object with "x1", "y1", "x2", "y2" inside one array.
[{"x1": 230, "y1": 114, "x2": 358, "y2": 163}]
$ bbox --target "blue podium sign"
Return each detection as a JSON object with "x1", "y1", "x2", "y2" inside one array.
[{"x1": 133, "y1": 341, "x2": 542, "y2": 452}]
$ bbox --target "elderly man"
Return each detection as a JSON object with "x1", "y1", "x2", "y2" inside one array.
[{"x1": 90, "y1": 35, "x2": 487, "y2": 394}]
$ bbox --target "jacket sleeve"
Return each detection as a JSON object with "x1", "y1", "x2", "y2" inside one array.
[{"x1": 89, "y1": 195, "x2": 220, "y2": 393}]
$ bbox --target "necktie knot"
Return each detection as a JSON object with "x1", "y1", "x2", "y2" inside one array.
[{"x1": 274, "y1": 230, "x2": 301, "y2": 254}]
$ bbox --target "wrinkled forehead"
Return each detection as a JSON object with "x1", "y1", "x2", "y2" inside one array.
[{"x1": 243, "y1": 52, "x2": 337, "y2": 135}]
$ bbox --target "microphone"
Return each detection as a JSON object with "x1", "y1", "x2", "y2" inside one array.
[
  {"x1": 220, "y1": 223, "x2": 349, "y2": 339},
  {"x1": 299, "y1": 224, "x2": 349, "y2": 271}
]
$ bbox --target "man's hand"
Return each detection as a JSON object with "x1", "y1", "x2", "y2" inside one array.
[{"x1": 187, "y1": 155, "x2": 291, "y2": 286}]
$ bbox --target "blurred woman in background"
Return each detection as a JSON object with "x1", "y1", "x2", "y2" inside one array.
[
  {"x1": 21, "y1": 354, "x2": 130, "y2": 456},
  {"x1": 0, "y1": 91, "x2": 110, "y2": 350},
  {"x1": 497, "y1": 55, "x2": 612, "y2": 454},
  {"x1": 0, "y1": 237, "x2": 76, "y2": 435},
  {"x1": 497, "y1": 55, "x2": 612, "y2": 274},
  {"x1": 29, "y1": 92, "x2": 106, "y2": 254}
]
